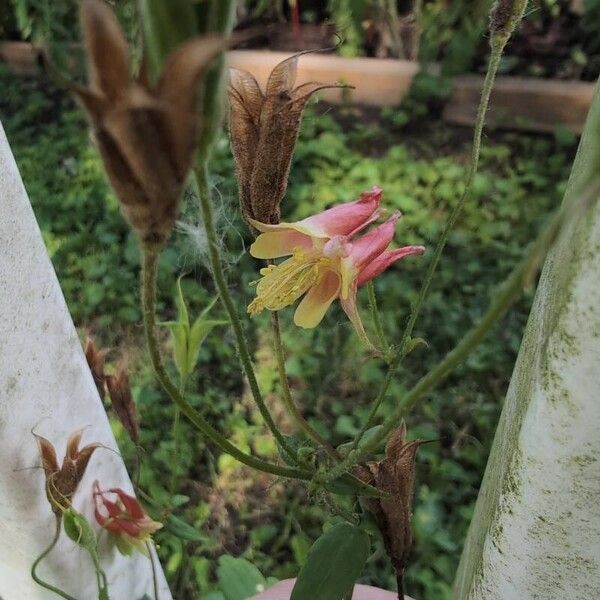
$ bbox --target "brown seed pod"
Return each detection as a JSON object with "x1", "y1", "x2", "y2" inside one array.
[
  {"x1": 84, "y1": 337, "x2": 108, "y2": 399},
  {"x1": 74, "y1": 0, "x2": 230, "y2": 244},
  {"x1": 106, "y1": 368, "x2": 139, "y2": 445},
  {"x1": 35, "y1": 430, "x2": 101, "y2": 516},
  {"x1": 355, "y1": 423, "x2": 424, "y2": 596},
  {"x1": 228, "y1": 51, "x2": 346, "y2": 228}
]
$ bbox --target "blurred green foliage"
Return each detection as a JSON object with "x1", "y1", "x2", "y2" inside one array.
[{"x1": 0, "y1": 65, "x2": 576, "y2": 599}]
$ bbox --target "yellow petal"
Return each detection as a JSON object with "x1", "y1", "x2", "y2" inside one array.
[
  {"x1": 294, "y1": 271, "x2": 340, "y2": 328},
  {"x1": 250, "y1": 230, "x2": 312, "y2": 259}
]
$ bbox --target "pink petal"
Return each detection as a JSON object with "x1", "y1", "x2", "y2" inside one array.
[
  {"x1": 339, "y1": 285, "x2": 377, "y2": 351},
  {"x1": 248, "y1": 187, "x2": 382, "y2": 240},
  {"x1": 250, "y1": 229, "x2": 313, "y2": 259},
  {"x1": 108, "y1": 488, "x2": 146, "y2": 519},
  {"x1": 299, "y1": 187, "x2": 383, "y2": 238},
  {"x1": 347, "y1": 212, "x2": 401, "y2": 270},
  {"x1": 293, "y1": 271, "x2": 340, "y2": 328},
  {"x1": 357, "y1": 245, "x2": 425, "y2": 287}
]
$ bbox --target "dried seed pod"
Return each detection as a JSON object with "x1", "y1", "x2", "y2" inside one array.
[
  {"x1": 84, "y1": 337, "x2": 108, "y2": 399},
  {"x1": 229, "y1": 52, "x2": 345, "y2": 227},
  {"x1": 35, "y1": 430, "x2": 101, "y2": 516},
  {"x1": 355, "y1": 423, "x2": 424, "y2": 596},
  {"x1": 74, "y1": 0, "x2": 229, "y2": 245},
  {"x1": 106, "y1": 368, "x2": 139, "y2": 445}
]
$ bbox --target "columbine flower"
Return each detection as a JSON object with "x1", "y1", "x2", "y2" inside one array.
[
  {"x1": 247, "y1": 187, "x2": 424, "y2": 349},
  {"x1": 229, "y1": 52, "x2": 344, "y2": 227},
  {"x1": 93, "y1": 481, "x2": 162, "y2": 555},
  {"x1": 74, "y1": 0, "x2": 228, "y2": 244},
  {"x1": 35, "y1": 431, "x2": 101, "y2": 515}
]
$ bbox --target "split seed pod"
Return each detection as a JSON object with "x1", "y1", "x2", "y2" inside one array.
[
  {"x1": 35, "y1": 430, "x2": 101, "y2": 516},
  {"x1": 355, "y1": 423, "x2": 424, "y2": 594},
  {"x1": 229, "y1": 51, "x2": 345, "y2": 227},
  {"x1": 84, "y1": 337, "x2": 108, "y2": 399},
  {"x1": 106, "y1": 367, "x2": 139, "y2": 445},
  {"x1": 75, "y1": 0, "x2": 229, "y2": 244}
]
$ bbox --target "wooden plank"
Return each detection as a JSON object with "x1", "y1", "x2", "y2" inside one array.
[{"x1": 444, "y1": 75, "x2": 595, "y2": 134}]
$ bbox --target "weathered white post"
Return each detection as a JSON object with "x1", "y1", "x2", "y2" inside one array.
[
  {"x1": 0, "y1": 122, "x2": 171, "y2": 599},
  {"x1": 454, "y1": 85, "x2": 600, "y2": 598}
]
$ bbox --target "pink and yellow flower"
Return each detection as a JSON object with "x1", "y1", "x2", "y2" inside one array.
[
  {"x1": 93, "y1": 481, "x2": 162, "y2": 555},
  {"x1": 247, "y1": 187, "x2": 425, "y2": 349}
]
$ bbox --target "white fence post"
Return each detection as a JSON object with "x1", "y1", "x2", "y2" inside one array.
[
  {"x1": 0, "y1": 122, "x2": 171, "y2": 600},
  {"x1": 454, "y1": 86, "x2": 600, "y2": 598}
]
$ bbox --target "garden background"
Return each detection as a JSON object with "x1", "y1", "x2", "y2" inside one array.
[{"x1": 1, "y1": 1, "x2": 597, "y2": 598}]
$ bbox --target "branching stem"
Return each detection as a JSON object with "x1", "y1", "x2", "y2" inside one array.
[{"x1": 141, "y1": 242, "x2": 310, "y2": 480}]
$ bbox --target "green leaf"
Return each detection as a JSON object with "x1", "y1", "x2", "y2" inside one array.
[
  {"x1": 167, "y1": 321, "x2": 189, "y2": 380},
  {"x1": 165, "y1": 514, "x2": 207, "y2": 542},
  {"x1": 139, "y1": 0, "x2": 199, "y2": 79},
  {"x1": 174, "y1": 276, "x2": 190, "y2": 331},
  {"x1": 63, "y1": 508, "x2": 98, "y2": 555},
  {"x1": 291, "y1": 523, "x2": 371, "y2": 600},
  {"x1": 217, "y1": 555, "x2": 269, "y2": 600},
  {"x1": 186, "y1": 317, "x2": 228, "y2": 375}
]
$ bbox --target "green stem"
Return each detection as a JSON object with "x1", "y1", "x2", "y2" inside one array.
[
  {"x1": 31, "y1": 516, "x2": 78, "y2": 600},
  {"x1": 193, "y1": 162, "x2": 298, "y2": 463},
  {"x1": 270, "y1": 312, "x2": 340, "y2": 461},
  {"x1": 147, "y1": 541, "x2": 160, "y2": 600},
  {"x1": 347, "y1": 31, "x2": 510, "y2": 456},
  {"x1": 330, "y1": 206, "x2": 564, "y2": 476},
  {"x1": 141, "y1": 243, "x2": 310, "y2": 481}
]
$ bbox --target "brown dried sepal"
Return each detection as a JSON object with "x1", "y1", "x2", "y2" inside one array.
[
  {"x1": 106, "y1": 367, "x2": 139, "y2": 445},
  {"x1": 35, "y1": 430, "x2": 101, "y2": 516},
  {"x1": 355, "y1": 423, "x2": 424, "y2": 595},
  {"x1": 84, "y1": 337, "x2": 108, "y2": 399},
  {"x1": 228, "y1": 52, "x2": 345, "y2": 227},
  {"x1": 74, "y1": 0, "x2": 229, "y2": 244}
]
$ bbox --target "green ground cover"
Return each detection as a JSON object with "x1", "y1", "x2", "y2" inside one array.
[{"x1": 0, "y1": 64, "x2": 576, "y2": 599}]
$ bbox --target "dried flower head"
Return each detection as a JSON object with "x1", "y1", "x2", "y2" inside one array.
[
  {"x1": 35, "y1": 430, "x2": 101, "y2": 516},
  {"x1": 355, "y1": 423, "x2": 424, "y2": 594},
  {"x1": 106, "y1": 367, "x2": 139, "y2": 445},
  {"x1": 229, "y1": 52, "x2": 344, "y2": 227},
  {"x1": 93, "y1": 481, "x2": 162, "y2": 555},
  {"x1": 84, "y1": 337, "x2": 108, "y2": 399},
  {"x1": 74, "y1": 0, "x2": 229, "y2": 244}
]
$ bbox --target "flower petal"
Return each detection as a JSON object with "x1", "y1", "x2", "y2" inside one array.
[
  {"x1": 248, "y1": 187, "x2": 382, "y2": 240},
  {"x1": 339, "y1": 285, "x2": 377, "y2": 352},
  {"x1": 357, "y1": 246, "x2": 425, "y2": 287},
  {"x1": 294, "y1": 271, "x2": 340, "y2": 328},
  {"x1": 298, "y1": 187, "x2": 383, "y2": 238},
  {"x1": 346, "y1": 211, "x2": 401, "y2": 269},
  {"x1": 250, "y1": 230, "x2": 313, "y2": 259}
]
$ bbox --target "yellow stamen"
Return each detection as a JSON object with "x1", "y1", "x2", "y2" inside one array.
[{"x1": 248, "y1": 250, "x2": 330, "y2": 316}]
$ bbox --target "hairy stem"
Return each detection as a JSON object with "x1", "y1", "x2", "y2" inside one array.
[
  {"x1": 141, "y1": 243, "x2": 310, "y2": 480},
  {"x1": 271, "y1": 312, "x2": 340, "y2": 460},
  {"x1": 347, "y1": 31, "x2": 510, "y2": 456},
  {"x1": 330, "y1": 206, "x2": 564, "y2": 476},
  {"x1": 367, "y1": 281, "x2": 389, "y2": 354},
  {"x1": 193, "y1": 163, "x2": 298, "y2": 463},
  {"x1": 31, "y1": 516, "x2": 77, "y2": 600}
]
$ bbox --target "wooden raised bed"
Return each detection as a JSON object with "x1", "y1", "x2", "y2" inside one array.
[
  {"x1": 0, "y1": 42, "x2": 595, "y2": 134},
  {"x1": 443, "y1": 75, "x2": 596, "y2": 135}
]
